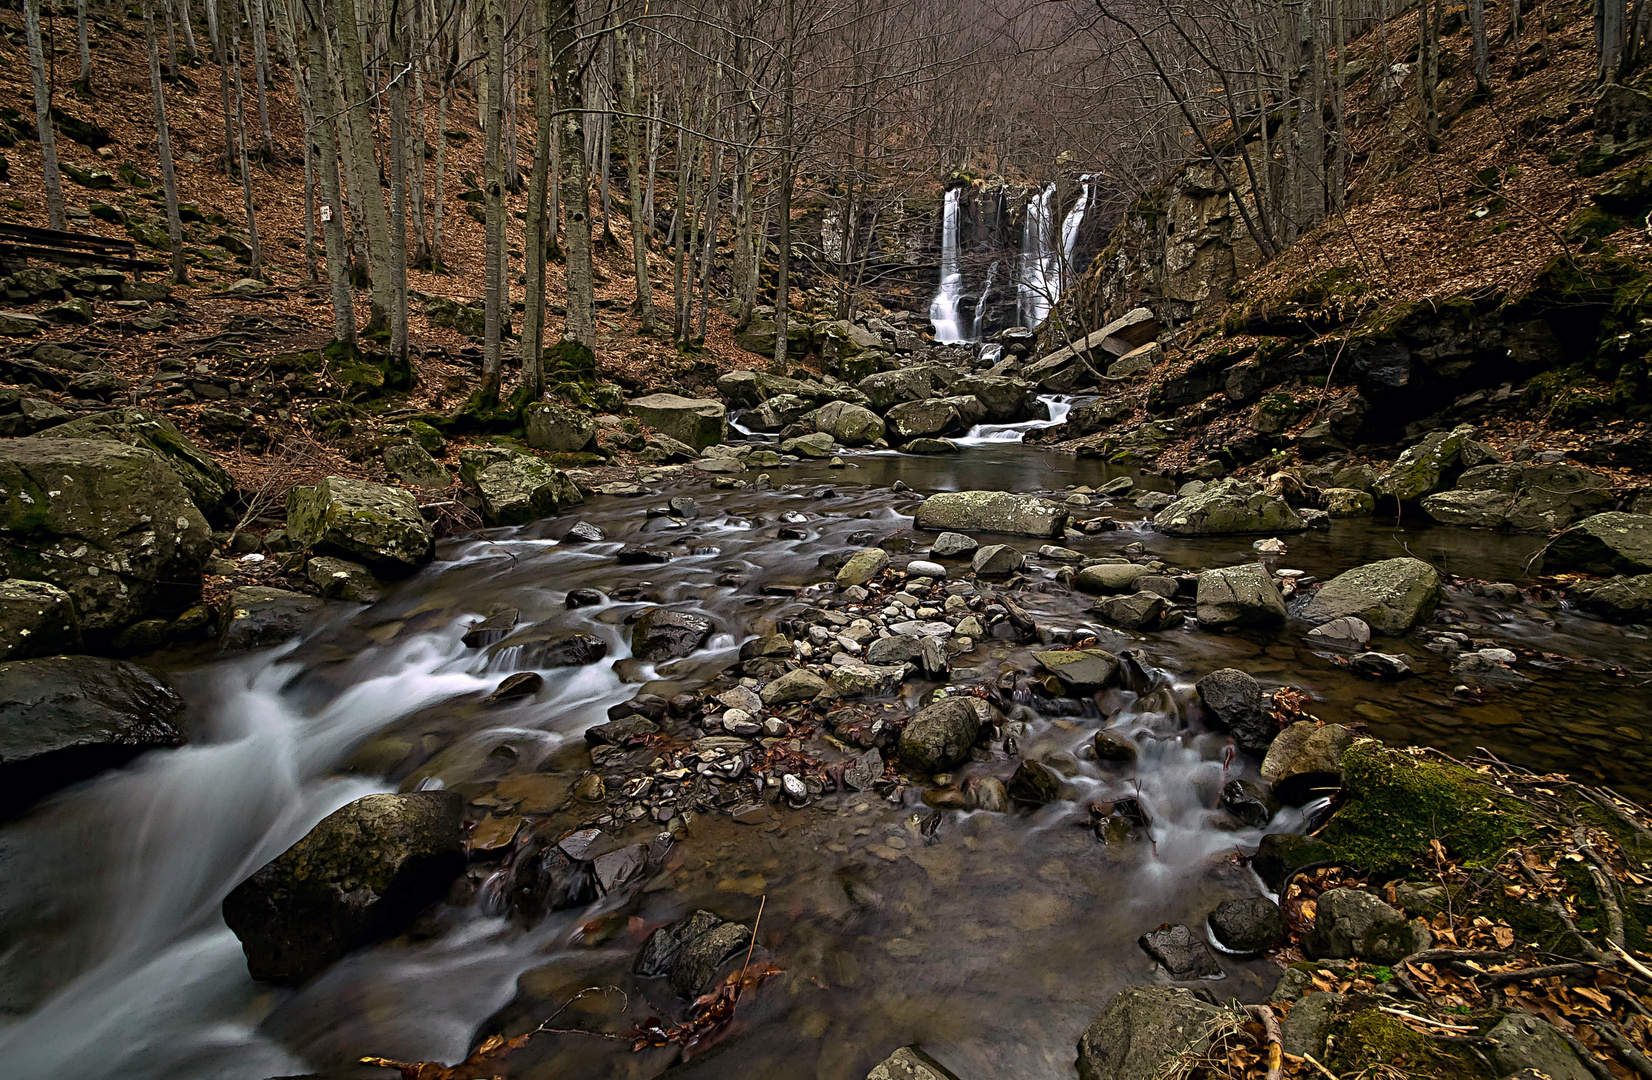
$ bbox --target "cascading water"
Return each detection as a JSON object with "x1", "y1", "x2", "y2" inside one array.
[
  {"x1": 1016, "y1": 179, "x2": 1092, "y2": 332},
  {"x1": 952, "y1": 393, "x2": 1075, "y2": 445},
  {"x1": 971, "y1": 260, "x2": 1001, "y2": 341},
  {"x1": 928, "y1": 188, "x2": 968, "y2": 344}
]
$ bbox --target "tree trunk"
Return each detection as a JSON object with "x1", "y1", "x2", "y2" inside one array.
[
  {"x1": 551, "y1": 0, "x2": 595, "y2": 349},
  {"x1": 178, "y1": 0, "x2": 199, "y2": 62},
  {"x1": 387, "y1": 0, "x2": 411, "y2": 367},
  {"x1": 249, "y1": 0, "x2": 276, "y2": 158},
  {"x1": 480, "y1": 0, "x2": 506, "y2": 401},
  {"x1": 143, "y1": 0, "x2": 189, "y2": 283},
  {"x1": 1469, "y1": 0, "x2": 1490, "y2": 90},
  {"x1": 23, "y1": 0, "x2": 65, "y2": 231},
  {"x1": 519, "y1": 0, "x2": 555, "y2": 398},
  {"x1": 230, "y1": 1, "x2": 264, "y2": 278},
  {"x1": 209, "y1": 0, "x2": 236, "y2": 167},
  {"x1": 619, "y1": 26, "x2": 655, "y2": 332},
  {"x1": 75, "y1": 0, "x2": 92, "y2": 91},
  {"x1": 772, "y1": 0, "x2": 796, "y2": 373},
  {"x1": 274, "y1": 0, "x2": 318, "y2": 282},
  {"x1": 301, "y1": 0, "x2": 356, "y2": 342},
  {"x1": 334, "y1": 0, "x2": 394, "y2": 331},
  {"x1": 432, "y1": 55, "x2": 450, "y2": 269}
]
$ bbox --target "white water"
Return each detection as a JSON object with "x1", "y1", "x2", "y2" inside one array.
[
  {"x1": 1016, "y1": 179, "x2": 1091, "y2": 332},
  {"x1": 952, "y1": 393, "x2": 1074, "y2": 445},
  {"x1": 970, "y1": 259, "x2": 1001, "y2": 341},
  {"x1": 929, "y1": 188, "x2": 968, "y2": 343}
]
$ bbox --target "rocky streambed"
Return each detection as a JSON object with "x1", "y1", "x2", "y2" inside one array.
[{"x1": 1, "y1": 438, "x2": 1651, "y2": 1080}]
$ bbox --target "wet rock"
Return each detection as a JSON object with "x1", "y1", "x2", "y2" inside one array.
[
  {"x1": 0, "y1": 578, "x2": 80, "y2": 660},
  {"x1": 1007, "y1": 760, "x2": 1061, "y2": 806},
  {"x1": 782, "y1": 773, "x2": 808, "y2": 802},
  {"x1": 523, "y1": 401, "x2": 597, "y2": 452},
  {"x1": 630, "y1": 607, "x2": 714, "y2": 661},
  {"x1": 1134, "y1": 491, "x2": 1173, "y2": 513},
  {"x1": 971, "y1": 543, "x2": 1023, "y2": 577},
  {"x1": 287, "y1": 475, "x2": 434, "y2": 578},
  {"x1": 781, "y1": 431, "x2": 836, "y2": 458},
  {"x1": 898, "y1": 696, "x2": 982, "y2": 771},
  {"x1": 1153, "y1": 479, "x2": 1304, "y2": 536},
  {"x1": 906, "y1": 559, "x2": 947, "y2": 579},
  {"x1": 1093, "y1": 590, "x2": 1172, "y2": 631},
  {"x1": 1075, "y1": 562, "x2": 1152, "y2": 594},
  {"x1": 844, "y1": 748, "x2": 884, "y2": 790},
  {"x1": 1544, "y1": 512, "x2": 1652, "y2": 575},
  {"x1": 626, "y1": 393, "x2": 729, "y2": 450},
  {"x1": 572, "y1": 773, "x2": 606, "y2": 801},
  {"x1": 566, "y1": 587, "x2": 604, "y2": 607},
  {"x1": 593, "y1": 843, "x2": 648, "y2": 894},
  {"x1": 827, "y1": 662, "x2": 907, "y2": 699},
  {"x1": 865, "y1": 1046, "x2": 962, "y2": 1080},
  {"x1": 805, "y1": 400, "x2": 885, "y2": 445},
  {"x1": 1320, "y1": 487, "x2": 1375, "y2": 517},
  {"x1": 37, "y1": 407, "x2": 235, "y2": 520},
  {"x1": 502, "y1": 630, "x2": 608, "y2": 667},
  {"x1": 218, "y1": 586, "x2": 324, "y2": 651},
  {"x1": 221, "y1": 791, "x2": 465, "y2": 984},
  {"x1": 858, "y1": 368, "x2": 934, "y2": 409},
  {"x1": 584, "y1": 714, "x2": 659, "y2": 745},
  {"x1": 1422, "y1": 463, "x2": 1612, "y2": 532},
  {"x1": 458, "y1": 450, "x2": 584, "y2": 527},
  {"x1": 1138, "y1": 923, "x2": 1223, "y2": 979},
  {"x1": 484, "y1": 672, "x2": 543, "y2": 704},
  {"x1": 930, "y1": 532, "x2": 978, "y2": 558},
  {"x1": 0, "y1": 655, "x2": 186, "y2": 817},
  {"x1": 1300, "y1": 557, "x2": 1439, "y2": 634},
  {"x1": 1486, "y1": 1012, "x2": 1593, "y2": 1080},
  {"x1": 972, "y1": 775, "x2": 1009, "y2": 812},
  {"x1": 1208, "y1": 897, "x2": 1287, "y2": 954},
  {"x1": 904, "y1": 437, "x2": 960, "y2": 454},
  {"x1": 1220, "y1": 778, "x2": 1273, "y2": 827},
  {"x1": 617, "y1": 546, "x2": 673, "y2": 565},
  {"x1": 1304, "y1": 616, "x2": 1371, "y2": 652},
  {"x1": 1076, "y1": 986, "x2": 1222, "y2": 1080},
  {"x1": 1570, "y1": 573, "x2": 1652, "y2": 622},
  {"x1": 563, "y1": 520, "x2": 606, "y2": 543},
  {"x1": 644, "y1": 911, "x2": 751, "y2": 999},
  {"x1": 837, "y1": 547, "x2": 891, "y2": 588},
  {"x1": 913, "y1": 490, "x2": 1069, "y2": 538},
  {"x1": 507, "y1": 827, "x2": 600, "y2": 922},
  {"x1": 1302, "y1": 888, "x2": 1426, "y2": 963},
  {"x1": 1261, "y1": 720, "x2": 1354, "y2": 804},
  {"x1": 1094, "y1": 729, "x2": 1138, "y2": 764},
  {"x1": 1373, "y1": 424, "x2": 1473, "y2": 504},
  {"x1": 1195, "y1": 669, "x2": 1273, "y2": 756},
  {"x1": 720, "y1": 708, "x2": 761, "y2": 734},
  {"x1": 1349, "y1": 651, "x2": 1413, "y2": 678},
  {"x1": 462, "y1": 607, "x2": 519, "y2": 648},
  {"x1": 1252, "y1": 833, "x2": 1331, "y2": 891},
  {"x1": 761, "y1": 667, "x2": 827, "y2": 705},
  {"x1": 866, "y1": 633, "x2": 946, "y2": 675},
  {"x1": 1195, "y1": 563, "x2": 1287, "y2": 628},
  {"x1": 1032, "y1": 648, "x2": 1120, "y2": 692},
  {"x1": 668, "y1": 496, "x2": 700, "y2": 519},
  {"x1": 0, "y1": 438, "x2": 213, "y2": 637},
  {"x1": 306, "y1": 556, "x2": 385, "y2": 603}
]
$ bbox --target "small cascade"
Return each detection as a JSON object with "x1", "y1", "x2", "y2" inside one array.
[
  {"x1": 952, "y1": 394, "x2": 1074, "y2": 445},
  {"x1": 971, "y1": 260, "x2": 1001, "y2": 340},
  {"x1": 1016, "y1": 179, "x2": 1092, "y2": 332},
  {"x1": 1060, "y1": 177, "x2": 1092, "y2": 277},
  {"x1": 929, "y1": 188, "x2": 968, "y2": 344}
]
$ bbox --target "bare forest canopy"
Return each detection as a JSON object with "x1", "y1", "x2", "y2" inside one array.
[{"x1": 7, "y1": 0, "x2": 1650, "y2": 400}]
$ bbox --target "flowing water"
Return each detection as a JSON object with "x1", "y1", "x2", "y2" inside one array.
[
  {"x1": 2, "y1": 443, "x2": 1650, "y2": 1080},
  {"x1": 929, "y1": 189, "x2": 968, "y2": 344}
]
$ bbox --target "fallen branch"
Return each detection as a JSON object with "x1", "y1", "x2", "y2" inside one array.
[
  {"x1": 1301, "y1": 1051, "x2": 1340, "y2": 1079},
  {"x1": 1560, "y1": 1026, "x2": 1627, "y2": 1080},
  {"x1": 1376, "y1": 1006, "x2": 1476, "y2": 1032},
  {"x1": 1589, "y1": 1017, "x2": 1652, "y2": 1080},
  {"x1": 1244, "y1": 1003, "x2": 1283, "y2": 1080}
]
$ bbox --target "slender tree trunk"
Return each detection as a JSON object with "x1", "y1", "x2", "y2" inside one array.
[
  {"x1": 519, "y1": 0, "x2": 555, "y2": 397},
  {"x1": 772, "y1": 0, "x2": 796, "y2": 373},
  {"x1": 480, "y1": 0, "x2": 506, "y2": 400},
  {"x1": 208, "y1": 0, "x2": 237, "y2": 167},
  {"x1": 178, "y1": 0, "x2": 199, "y2": 62},
  {"x1": 25, "y1": 0, "x2": 66, "y2": 231},
  {"x1": 274, "y1": 0, "x2": 318, "y2": 282},
  {"x1": 335, "y1": 0, "x2": 394, "y2": 330},
  {"x1": 551, "y1": 0, "x2": 594, "y2": 349},
  {"x1": 643, "y1": 87, "x2": 660, "y2": 236},
  {"x1": 300, "y1": 0, "x2": 355, "y2": 341},
  {"x1": 620, "y1": 26, "x2": 655, "y2": 332},
  {"x1": 1469, "y1": 0, "x2": 1490, "y2": 90},
  {"x1": 204, "y1": 0, "x2": 221, "y2": 61},
  {"x1": 230, "y1": 3, "x2": 264, "y2": 277},
  {"x1": 409, "y1": 0, "x2": 429, "y2": 267},
  {"x1": 144, "y1": 0, "x2": 189, "y2": 283},
  {"x1": 1421, "y1": 0, "x2": 1441, "y2": 149},
  {"x1": 387, "y1": 0, "x2": 411, "y2": 366},
  {"x1": 432, "y1": 56, "x2": 450, "y2": 268},
  {"x1": 249, "y1": 0, "x2": 276, "y2": 157},
  {"x1": 75, "y1": 0, "x2": 92, "y2": 91},
  {"x1": 163, "y1": 0, "x2": 181, "y2": 77}
]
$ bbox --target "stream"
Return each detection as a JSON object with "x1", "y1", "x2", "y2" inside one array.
[{"x1": 1, "y1": 439, "x2": 1649, "y2": 1080}]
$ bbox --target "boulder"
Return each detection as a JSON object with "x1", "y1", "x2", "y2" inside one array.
[
  {"x1": 523, "y1": 402, "x2": 597, "y2": 453},
  {"x1": 1208, "y1": 896, "x2": 1287, "y2": 954},
  {"x1": 815, "y1": 319, "x2": 884, "y2": 360},
  {"x1": 221, "y1": 791, "x2": 465, "y2": 984},
  {"x1": 857, "y1": 368, "x2": 934, "y2": 410},
  {"x1": 971, "y1": 543, "x2": 1023, "y2": 577},
  {"x1": 1093, "y1": 590, "x2": 1172, "y2": 631},
  {"x1": 826, "y1": 662, "x2": 907, "y2": 698},
  {"x1": 1195, "y1": 564, "x2": 1288, "y2": 628},
  {"x1": 930, "y1": 532, "x2": 978, "y2": 559},
  {"x1": 1007, "y1": 759, "x2": 1062, "y2": 805},
  {"x1": 36, "y1": 408, "x2": 235, "y2": 521},
  {"x1": 1304, "y1": 616, "x2": 1371, "y2": 651},
  {"x1": 1485, "y1": 1013, "x2": 1593, "y2": 1080},
  {"x1": 634, "y1": 909, "x2": 753, "y2": 999},
  {"x1": 1076, "y1": 986, "x2": 1221, "y2": 1080},
  {"x1": 866, "y1": 633, "x2": 946, "y2": 675},
  {"x1": 1032, "y1": 648, "x2": 1120, "y2": 692},
  {"x1": 761, "y1": 667, "x2": 827, "y2": 705},
  {"x1": 287, "y1": 476, "x2": 434, "y2": 578},
  {"x1": 1075, "y1": 562, "x2": 1152, "y2": 594},
  {"x1": 1299, "y1": 557, "x2": 1440, "y2": 634},
  {"x1": 0, "y1": 578, "x2": 80, "y2": 660},
  {"x1": 458, "y1": 451, "x2": 583, "y2": 527},
  {"x1": 0, "y1": 655, "x2": 186, "y2": 817},
  {"x1": 1279, "y1": 992, "x2": 1341, "y2": 1059},
  {"x1": 1570, "y1": 574, "x2": 1652, "y2": 622},
  {"x1": 837, "y1": 547, "x2": 890, "y2": 588},
  {"x1": 382, "y1": 441, "x2": 451, "y2": 489},
  {"x1": 630, "y1": 607, "x2": 714, "y2": 662},
  {"x1": 951, "y1": 376, "x2": 1032, "y2": 422},
  {"x1": 1107, "y1": 341, "x2": 1162, "y2": 377},
  {"x1": 1349, "y1": 651, "x2": 1413, "y2": 678},
  {"x1": 1154, "y1": 479, "x2": 1304, "y2": 536},
  {"x1": 1195, "y1": 668, "x2": 1273, "y2": 756},
  {"x1": 1320, "y1": 488, "x2": 1375, "y2": 517},
  {"x1": 1260, "y1": 720, "x2": 1355, "y2": 804},
  {"x1": 717, "y1": 370, "x2": 821, "y2": 408},
  {"x1": 1302, "y1": 888, "x2": 1426, "y2": 963},
  {"x1": 1544, "y1": 512, "x2": 1652, "y2": 575},
  {"x1": 885, "y1": 397, "x2": 967, "y2": 440},
  {"x1": 865, "y1": 1047, "x2": 962, "y2": 1080},
  {"x1": 1420, "y1": 463, "x2": 1612, "y2": 531},
  {"x1": 1373, "y1": 424, "x2": 1473, "y2": 504},
  {"x1": 627, "y1": 393, "x2": 728, "y2": 450},
  {"x1": 0, "y1": 438, "x2": 212, "y2": 635},
  {"x1": 898, "y1": 696, "x2": 981, "y2": 771},
  {"x1": 780, "y1": 431, "x2": 836, "y2": 458},
  {"x1": 507, "y1": 828, "x2": 600, "y2": 918},
  {"x1": 218, "y1": 586, "x2": 324, "y2": 651},
  {"x1": 733, "y1": 313, "x2": 811, "y2": 357},
  {"x1": 913, "y1": 491, "x2": 1069, "y2": 538},
  {"x1": 804, "y1": 400, "x2": 885, "y2": 445},
  {"x1": 305, "y1": 556, "x2": 384, "y2": 603}
]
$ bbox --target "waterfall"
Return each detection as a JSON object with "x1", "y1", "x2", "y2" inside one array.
[
  {"x1": 971, "y1": 260, "x2": 1001, "y2": 341},
  {"x1": 1061, "y1": 177, "x2": 1092, "y2": 278},
  {"x1": 1016, "y1": 179, "x2": 1092, "y2": 331},
  {"x1": 929, "y1": 188, "x2": 967, "y2": 344}
]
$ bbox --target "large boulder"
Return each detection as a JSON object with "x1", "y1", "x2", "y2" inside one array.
[
  {"x1": 886, "y1": 397, "x2": 968, "y2": 441},
  {"x1": 815, "y1": 319, "x2": 884, "y2": 361},
  {"x1": 382, "y1": 440, "x2": 451, "y2": 489},
  {"x1": 913, "y1": 491, "x2": 1069, "y2": 538},
  {"x1": 1075, "y1": 562, "x2": 1152, "y2": 594},
  {"x1": 898, "y1": 696, "x2": 981, "y2": 771},
  {"x1": 1195, "y1": 668, "x2": 1273, "y2": 756},
  {"x1": 733, "y1": 313, "x2": 811, "y2": 357},
  {"x1": 1420, "y1": 463, "x2": 1612, "y2": 532},
  {"x1": 1076, "y1": 985, "x2": 1222, "y2": 1080},
  {"x1": 1545, "y1": 512, "x2": 1652, "y2": 575},
  {"x1": 1570, "y1": 573, "x2": 1652, "y2": 622},
  {"x1": 0, "y1": 438, "x2": 212, "y2": 635},
  {"x1": 287, "y1": 476, "x2": 434, "y2": 577},
  {"x1": 218, "y1": 586, "x2": 324, "y2": 651},
  {"x1": 221, "y1": 791, "x2": 466, "y2": 984},
  {"x1": 36, "y1": 408, "x2": 235, "y2": 521},
  {"x1": 716, "y1": 369, "x2": 821, "y2": 408},
  {"x1": 857, "y1": 368, "x2": 934, "y2": 410},
  {"x1": 627, "y1": 393, "x2": 728, "y2": 450},
  {"x1": 1033, "y1": 648, "x2": 1120, "y2": 692},
  {"x1": 805, "y1": 400, "x2": 885, "y2": 445},
  {"x1": 0, "y1": 578, "x2": 80, "y2": 660},
  {"x1": 1195, "y1": 564, "x2": 1288, "y2": 628},
  {"x1": 458, "y1": 450, "x2": 583, "y2": 527},
  {"x1": 522, "y1": 402, "x2": 597, "y2": 453},
  {"x1": 951, "y1": 376, "x2": 1032, "y2": 422},
  {"x1": 0, "y1": 655, "x2": 186, "y2": 817},
  {"x1": 837, "y1": 547, "x2": 891, "y2": 588},
  {"x1": 1299, "y1": 558, "x2": 1440, "y2": 634},
  {"x1": 630, "y1": 607, "x2": 714, "y2": 661},
  {"x1": 1154, "y1": 479, "x2": 1304, "y2": 536},
  {"x1": 1373, "y1": 424, "x2": 1473, "y2": 504},
  {"x1": 1261, "y1": 720, "x2": 1355, "y2": 804}
]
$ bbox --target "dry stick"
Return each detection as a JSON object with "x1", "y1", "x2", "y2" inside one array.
[
  {"x1": 1515, "y1": 855, "x2": 1612, "y2": 962},
  {"x1": 1377, "y1": 1006, "x2": 1476, "y2": 1031},
  {"x1": 1592, "y1": 1017, "x2": 1652, "y2": 1080},
  {"x1": 1243, "y1": 1004, "x2": 1283, "y2": 1080},
  {"x1": 729, "y1": 893, "x2": 765, "y2": 1021},
  {"x1": 1301, "y1": 1051, "x2": 1340, "y2": 1080},
  {"x1": 1560, "y1": 1027, "x2": 1625, "y2": 1080},
  {"x1": 1576, "y1": 827, "x2": 1629, "y2": 952},
  {"x1": 1480, "y1": 962, "x2": 1603, "y2": 988}
]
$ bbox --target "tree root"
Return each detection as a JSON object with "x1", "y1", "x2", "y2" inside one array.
[{"x1": 1243, "y1": 1004, "x2": 1283, "y2": 1080}]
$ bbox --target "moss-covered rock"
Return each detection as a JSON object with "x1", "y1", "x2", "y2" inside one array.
[
  {"x1": 1323, "y1": 1004, "x2": 1496, "y2": 1079},
  {"x1": 1299, "y1": 557, "x2": 1440, "y2": 634},
  {"x1": 457, "y1": 449, "x2": 583, "y2": 527},
  {"x1": 1544, "y1": 511, "x2": 1652, "y2": 575},
  {"x1": 1154, "y1": 478, "x2": 1304, "y2": 535},
  {"x1": 286, "y1": 476, "x2": 434, "y2": 578},
  {"x1": 1373, "y1": 424, "x2": 1473, "y2": 504},
  {"x1": 36, "y1": 408, "x2": 235, "y2": 521}
]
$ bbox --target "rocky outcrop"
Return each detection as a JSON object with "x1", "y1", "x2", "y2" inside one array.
[
  {"x1": 898, "y1": 696, "x2": 981, "y2": 771},
  {"x1": 1420, "y1": 463, "x2": 1612, "y2": 531},
  {"x1": 0, "y1": 655, "x2": 186, "y2": 817},
  {"x1": 0, "y1": 437, "x2": 213, "y2": 637},
  {"x1": 36, "y1": 408, "x2": 236, "y2": 522},
  {"x1": 630, "y1": 607, "x2": 714, "y2": 661},
  {"x1": 522, "y1": 402, "x2": 597, "y2": 453},
  {"x1": 1299, "y1": 558, "x2": 1440, "y2": 634},
  {"x1": 221, "y1": 791, "x2": 466, "y2": 984},
  {"x1": 217, "y1": 586, "x2": 324, "y2": 651},
  {"x1": 805, "y1": 400, "x2": 886, "y2": 445},
  {"x1": 287, "y1": 476, "x2": 433, "y2": 577},
  {"x1": 627, "y1": 393, "x2": 728, "y2": 450},
  {"x1": 1373, "y1": 424, "x2": 1473, "y2": 504},
  {"x1": 913, "y1": 490, "x2": 1069, "y2": 537},
  {"x1": 1154, "y1": 479, "x2": 1304, "y2": 535},
  {"x1": 0, "y1": 578, "x2": 80, "y2": 660}
]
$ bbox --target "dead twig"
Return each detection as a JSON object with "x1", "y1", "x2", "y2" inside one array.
[{"x1": 1244, "y1": 1003, "x2": 1283, "y2": 1080}]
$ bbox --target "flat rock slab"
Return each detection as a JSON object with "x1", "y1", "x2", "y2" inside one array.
[{"x1": 1139, "y1": 923, "x2": 1224, "y2": 980}]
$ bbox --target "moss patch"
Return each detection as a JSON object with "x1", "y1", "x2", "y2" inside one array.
[{"x1": 1324, "y1": 1006, "x2": 1495, "y2": 1079}]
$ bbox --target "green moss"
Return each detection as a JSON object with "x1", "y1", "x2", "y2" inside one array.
[
  {"x1": 1321, "y1": 743, "x2": 1532, "y2": 876},
  {"x1": 1524, "y1": 366, "x2": 1646, "y2": 426},
  {"x1": 1324, "y1": 1007, "x2": 1494, "y2": 1079},
  {"x1": 1287, "y1": 265, "x2": 1366, "y2": 308},
  {"x1": 1258, "y1": 391, "x2": 1297, "y2": 415},
  {"x1": 1564, "y1": 205, "x2": 1630, "y2": 248}
]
